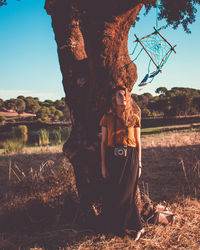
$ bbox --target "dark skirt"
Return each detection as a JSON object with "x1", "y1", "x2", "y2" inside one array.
[{"x1": 102, "y1": 146, "x2": 142, "y2": 234}]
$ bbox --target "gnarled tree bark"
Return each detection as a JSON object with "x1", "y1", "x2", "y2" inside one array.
[{"x1": 45, "y1": 0, "x2": 144, "y2": 212}]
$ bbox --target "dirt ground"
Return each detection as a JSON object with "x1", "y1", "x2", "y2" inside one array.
[
  {"x1": 141, "y1": 130, "x2": 200, "y2": 201},
  {"x1": 0, "y1": 130, "x2": 199, "y2": 249}
]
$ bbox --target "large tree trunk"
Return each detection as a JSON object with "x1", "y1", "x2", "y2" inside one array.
[{"x1": 45, "y1": 0, "x2": 143, "y2": 212}]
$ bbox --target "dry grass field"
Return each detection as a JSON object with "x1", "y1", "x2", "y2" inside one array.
[{"x1": 0, "y1": 129, "x2": 199, "y2": 249}]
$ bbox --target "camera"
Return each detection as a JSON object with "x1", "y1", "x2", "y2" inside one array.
[{"x1": 114, "y1": 145, "x2": 128, "y2": 157}]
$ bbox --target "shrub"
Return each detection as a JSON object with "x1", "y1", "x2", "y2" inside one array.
[
  {"x1": 37, "y1": 113, "x2": 50, "y2": 122},
  {"x1": 38, "y1": 129, "x2": 49, "y2": 146},
  {"x1": 0, "y1": 116, "x2": 7, "y2": 125},
  {"x1": 12, "y1": 125, "x2": 28, "y2": 137},
  {"x1": 36, "y1": 107, "x2": 51, "y2": 121},
  {"x1": 51, "y1": 129, "x2": 62, "y2": 145},
  {"x1": 3, "y1": 139, "x2": 25, "y2": 153},
  {"x1": 49, "y1": 105, "x2": 57, "y2": 115},
  {"x1": 53, "y1": 115, "x2": 59, "y2": 121},
  {"x1": 54, "y1": 110, "x2": 64, "y2": 121},
  {"x1": 12, "y1": 125, "x2": 28, "y2": 144}
]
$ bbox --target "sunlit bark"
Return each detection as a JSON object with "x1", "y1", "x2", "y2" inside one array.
[{"x1": 45, "y1": 0, "x2": 143, "y2": 211}]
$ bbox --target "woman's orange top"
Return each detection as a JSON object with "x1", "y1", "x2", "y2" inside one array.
[{"x1": 99, "y1": 113, "x2": 141, "y2": 147}]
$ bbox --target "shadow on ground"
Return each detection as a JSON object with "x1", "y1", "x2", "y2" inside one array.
[{"x1": 141, "y1": 144, "x2": 200, "y2": 201}]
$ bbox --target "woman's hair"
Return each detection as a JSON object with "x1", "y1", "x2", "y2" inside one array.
[{"x1": 109, "y1": 86, "x2": 140, "y2": 127}]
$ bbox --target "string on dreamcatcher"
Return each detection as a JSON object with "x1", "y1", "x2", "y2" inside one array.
[{"x1": 130, "y1": 0, "x2": 177, "y2": 87}]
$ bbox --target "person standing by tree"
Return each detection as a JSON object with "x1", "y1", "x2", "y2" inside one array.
[
  {"x1": 43, "y1": 0, "x2": 200, "y2": 210},
  {"x1": 100, "y1": 86, "x2": 143, "y2": 240}
]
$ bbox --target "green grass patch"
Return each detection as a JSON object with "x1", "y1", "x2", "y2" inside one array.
[
  {"x1": 38, "y1": 129, "x2": 50, "y2": 146},
  {"x1": 141, "y1": 124, "x2": 200, "y2": 134},
  {"x1": 3, "y1": 139, "x2": 25, "y2": 154},
  {"x1": 141, "y1": 125, "x2": 174, "y2": 133}
]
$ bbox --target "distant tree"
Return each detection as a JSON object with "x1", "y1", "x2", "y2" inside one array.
[
  {"x1": 137, "y1": 93, "x2": 153, "y2": 110},
  {"x1": 0, "y1": 116, "x2": 7, "y2": 125},
  {"x1": 25, "y1": 97, "x2": 40, "y2": 113},
  {"x1": 0, "y1": 98, "x2": 4, "y2": 107},
  {"x1": 36, "y1": 107, "x2": 51, "y2": 121},
  {"x1": 53, "y1": 115, "x2": 60, "y2": 121},
  {"x1": 151, "y1": 99, "x2": 172, "y2": 116},
  {"x1": 169, "y1": 87, "x2": 197, "y2": 97},
  {"x1": 42, "y1": 100, "x2": 54, "y2": 107},
  {"x1": 15, "y1": 99, "x2": 26, "y2": 114},
  {"x1": 152, "y1": 95, "x2": 160, "y2": 102},
  {"x1": 192, "y1": 97, "x2": 200, "y2": 112},
  {"x1": 29, "y1": 104, "x2": 41, "y2": 114},
  {"x1": 158, "y1": 94, "x2": 166, "y2": 99},
  {"x1": 37, "y1": 106, "x2": 51, "y2": 116},
  {"x1": 49, "y1": 105, "x2": 57, "y2": 115},
  {"x1": 170, "y1": 94, "x2": 192, "y2": 115},
  {"x1": 155, "y1": 87, "x2": 168, "y2": 94},
  {"x1": 149, "y1": 87, "x2": 200, "y2": 116},
  {"x1": 4, "y1": 98, "x2": 17, "y2": 110},
  {"x1": 38, "y1": 113, "x2": 50, "y2": 122},
  {"x1": 4, "y1": 98, "x2": 26, "y2": 113},
  {"x1": 54, "y1": 110, "x2": 64, "y2": 120},
  {"x1": 45, "y1": 99, "x2": 54, "y2": 104},
  {"x1": 165, "y1": 90, "x2": 176, "y2": 98},
  {"x1": 17, "y1": 95, "x2": 25, "y2": 100},
  {"x1": 54, "y1": 99, "x2": 66, "y2": 110}
]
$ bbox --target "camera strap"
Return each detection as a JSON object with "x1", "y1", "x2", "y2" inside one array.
[
  {"x1": 114, "y1": 114, "x2": 117, "y2": 147},
  {"x1": 114, "y1": 114, "x2": 128, "y2": 148}
]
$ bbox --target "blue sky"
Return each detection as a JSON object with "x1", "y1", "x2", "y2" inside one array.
[{"x1": 0, "y1": 0, "x2": 199, "y2": 101}]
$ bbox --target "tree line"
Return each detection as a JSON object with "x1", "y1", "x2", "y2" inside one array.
[
  {"x1": 0, "y1": 96, "x2": 70, "y2": 122},
  {"x1": 1, "y1": 87, "x2": 200, "y2": 124},
  {"x1": 132, "y1": 87, "x2": 200, "y2": 117}
]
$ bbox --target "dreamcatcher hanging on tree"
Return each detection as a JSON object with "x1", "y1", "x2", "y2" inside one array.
[{"x1": 131, "y1": 0, "x2": 176, "y2": 87}]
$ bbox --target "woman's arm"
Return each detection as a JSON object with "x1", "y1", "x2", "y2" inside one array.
[
  {"x1": 134, "y1": 127, "x2": 142, "y2": 177},
  {"x1": 101, "y1": 126, "x2": 108, "y2": 179}
]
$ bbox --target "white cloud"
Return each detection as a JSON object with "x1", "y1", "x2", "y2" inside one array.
[{"x1": 0, "y1": 89, "x2": 64, "y2": 101}]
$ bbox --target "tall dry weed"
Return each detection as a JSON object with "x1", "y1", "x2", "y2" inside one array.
[
  {"x1": 0, "y1": 154, "x2": 78, "y2": 224},
  {"x1": 7, "y1": 157, "x2": 77, "y2": 200},
  {"x1": 179, "y1": 157, "x2": 200, "y2": 198}
]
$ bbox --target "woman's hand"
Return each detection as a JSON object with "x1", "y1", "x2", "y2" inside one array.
[
  {"x1": 135, "y1": 127, "x2": 142, "y2": 179},
  {"x1": 102, "y1": 164, "x2": 109, "y2": 179},
  {"x1": 101, "y1": 126, "x2": 108, "y2": 179},
  {"x1": 138, "y1": 166, "x2": 142, "y2": 178}
]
